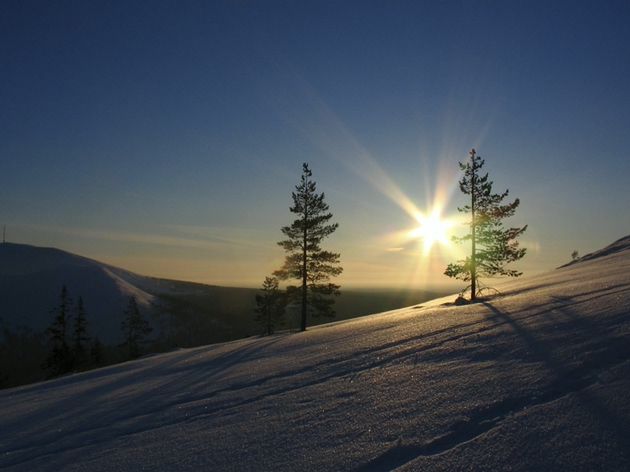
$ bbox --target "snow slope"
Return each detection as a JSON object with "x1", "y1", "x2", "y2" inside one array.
[
  {"x1": 1, "y1": 238, "x2": 630, "y2": 471},
  {"x1": 0, "y1": 243, "x2": 156, "y2": 341},
  {"x1": 0, "y1": 243, "x2": 254, "y2": 342},
  {"x1": 561, "y1": 234, "x2": 630, "y2": 267}
]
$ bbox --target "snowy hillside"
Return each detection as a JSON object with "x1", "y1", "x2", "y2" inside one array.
[
  {"x1": 0, "y1": 242, "x2": 450, "y2": 350},
  {"x1": 1, "y1": 237, "x2": 629, "y2": 471},
  {"x1": 0, "y1": 243, "x2": 156, "y2": 341},
  {"x1": 0, "y1": 243, "x2": 255, "y2": 342}
]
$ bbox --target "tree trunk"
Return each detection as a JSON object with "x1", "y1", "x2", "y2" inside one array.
[
  {"x1": 301, "y1": 197, "x2": 308, "y2": 332},
  {"x1": 470, "y1": 149, "x2": 477, "y2": 301}
]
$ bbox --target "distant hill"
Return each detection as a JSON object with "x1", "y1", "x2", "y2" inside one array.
[
  {"x1": 0, "y1": 243, "x2": 153, "y2": 342},
  {"x1": 0, "y1": 243, "x2": 450, "y2": 346},
  {"x1": 0, "y1": 243, "x2": 258, "y2": 343}
]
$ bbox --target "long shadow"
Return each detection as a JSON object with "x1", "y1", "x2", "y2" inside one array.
[
  {"x1": 217, "y1": 286, "x2": 630, "y2": 424},
  {"x1": 0, "y1": 335, "x2": 285, "y2": 468},
  {"x1": 357, "y1": 292, "x2": 630, "y2": 471}
]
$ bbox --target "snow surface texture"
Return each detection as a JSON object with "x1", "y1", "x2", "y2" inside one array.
[{"x1": 2, "y1": 238, "x2": 630, "y2": 471}]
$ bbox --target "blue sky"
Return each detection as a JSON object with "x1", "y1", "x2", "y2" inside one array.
[{"x1": 1, "y1": 1, "x2": 629, "y2": 288}]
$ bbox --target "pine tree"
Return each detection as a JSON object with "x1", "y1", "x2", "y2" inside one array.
[
  {"x1": 445, "y1": 149, "x2": 527, "y2": 301},
  {"x1": 44, "y1": 285, "x2": 74, "y2": 376},
  {"x1": 72, "y1": 296, "x2": 90, "y2": 368},
  {"x1": 275, "y1": 163, "x2": 342, "y2": 331},
  {"x1": 254, "y1": 276, "x2": 285, "y2": 335},
  {"x1": 90, "y1": 336, "x2": 104, "y2": 366},
  {"x1": 120, "y1": 296, "x2": 152, "y2": 359}
]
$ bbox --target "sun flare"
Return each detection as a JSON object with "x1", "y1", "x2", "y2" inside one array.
[{"x1": 410, "y1": 210, "x2": 453, "y2": 254}]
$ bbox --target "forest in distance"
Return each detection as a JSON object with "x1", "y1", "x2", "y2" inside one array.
[{"x1": 0, "y1": 283, "x2": 451, "y2": 389}]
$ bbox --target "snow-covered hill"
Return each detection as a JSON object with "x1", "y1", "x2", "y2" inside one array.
[
  {"x1": 0, "y1": 243, "x2": 161, "y2": 341},
  {"x1": 1, "y1": 237, "x2": 629, "y2": 471},
  {"x1": 0, "y1": 243, "x2": 253, "y2": 342},
  {"x1": 561, "y1": 234, "x2": 630, "y2": 267}
]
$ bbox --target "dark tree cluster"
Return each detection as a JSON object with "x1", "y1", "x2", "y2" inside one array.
[
  {"x1": 43, "y1": 287, "x2": 153, "y2": 381},
  {"x1": 0, "y1": 323, "x2": 47, "y2": 389},
  {"x1": 44, "y1": 285, "x2": 102, "y2": 377}
]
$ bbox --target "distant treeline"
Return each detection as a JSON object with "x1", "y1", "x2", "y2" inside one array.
[
  {"x1": 0, "y1": 285, "x2": 153, "y2": 389},
  {"x1": 0, "y1": 285, "x2": 450, "y2": 390}
]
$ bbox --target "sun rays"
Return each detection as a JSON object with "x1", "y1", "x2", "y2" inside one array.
[
  {"x1": 411, "y1": 208, "x2": 454, "y2": 255},
  {"x1": 269, "y1": 70, "x2": 486, "y2": 287},
  {"x1": 388, "y1": 203, "x2": 458, "y2": 257},
  {"x1": 375, "y1": 176, "x2": 471, "y2": 288}
]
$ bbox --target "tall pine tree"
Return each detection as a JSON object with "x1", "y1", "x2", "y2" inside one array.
[
  {"x1": 120, "y1": 296, "x2": 152, "y2": 359},
  {"x1": 275, "y1": 163, "x2": 342, "y2": 331},
  {"x1": 45, "y1": 285, "x2": 73, "y2": 376},
  {"x1": 445, "y1": 149, "x2": 527, "y2": 301}
]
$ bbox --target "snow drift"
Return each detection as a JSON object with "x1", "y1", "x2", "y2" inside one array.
[{"x1": 1, "y1": 237, "x2": 629, "y2": 471}]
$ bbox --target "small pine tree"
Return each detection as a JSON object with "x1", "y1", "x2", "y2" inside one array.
[
  {"x1": 445, "y1": 149, "x2": 527, "y2": 301},
  {"x1": 90, "y1": 336, "x2": 104, "y2": 366},
  {"x1": 274, "y1": 163, "x2": 343, "y2": 331},
  {"x1": 120, "y1": 296, "x2": 152, "y2": 359},
  {"x1": 72, "y1": 297, "x2": 90, "y2": 368},
  {"x1": 44, "y1": 285, "x2": 74, "y2": 376},
  {"x1": 255, "y1": 276, "x2": 285, "y2": 335}
]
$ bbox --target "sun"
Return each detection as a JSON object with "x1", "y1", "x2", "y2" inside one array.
[{"x1": 410, "y1": 209, "x2": 452, "y2": 254}]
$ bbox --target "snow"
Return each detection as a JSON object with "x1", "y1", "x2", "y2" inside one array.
[
  {"x1": 101, "y1": 267, "x2": 155, "y2": 307},
  {"x1": 0, "y1": 243, "x2": 195, "y2": 341},
  {"x1": 1, "y1": 239, "x2": 630, "y2": 471},
  {"x1": 561, "y1": 234, "x2": 630, "y2": 267}
]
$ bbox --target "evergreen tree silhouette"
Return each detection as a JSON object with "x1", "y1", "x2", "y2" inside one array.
[
  {"x1": 445, "y1": 149, "x2": 527, "y2": 301},
  {"x1": 255, "y1": 276, "x2": 285, "y2": 335},
  {"x1": 72, "y1": 296, "x2": 90, "y2": 368},
  {"x1": 90, "y1": 336, "x2": 104, "y2": 366},
  {"x1": 44, "y1": 285, "x2": 74, "y2": 376},
  {"x1": 275, "y1": 163, "x2": 342, "y2": 331},
  {"x1": 120, "y1": 296, "x2": 152, "y2": 359}
]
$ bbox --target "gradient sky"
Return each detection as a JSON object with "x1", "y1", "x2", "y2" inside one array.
[{"x1": 2, "y1": 1, "x2": 629, "y2": 288}]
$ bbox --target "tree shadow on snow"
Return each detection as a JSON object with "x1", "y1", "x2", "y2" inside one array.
[{"x1": 356, "y1": 288, "x2": 630, "y2": 471}]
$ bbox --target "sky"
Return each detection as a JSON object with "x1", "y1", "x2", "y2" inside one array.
[{"x1": 1, "y1": 0, "x2": 629, "y2": 289}]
